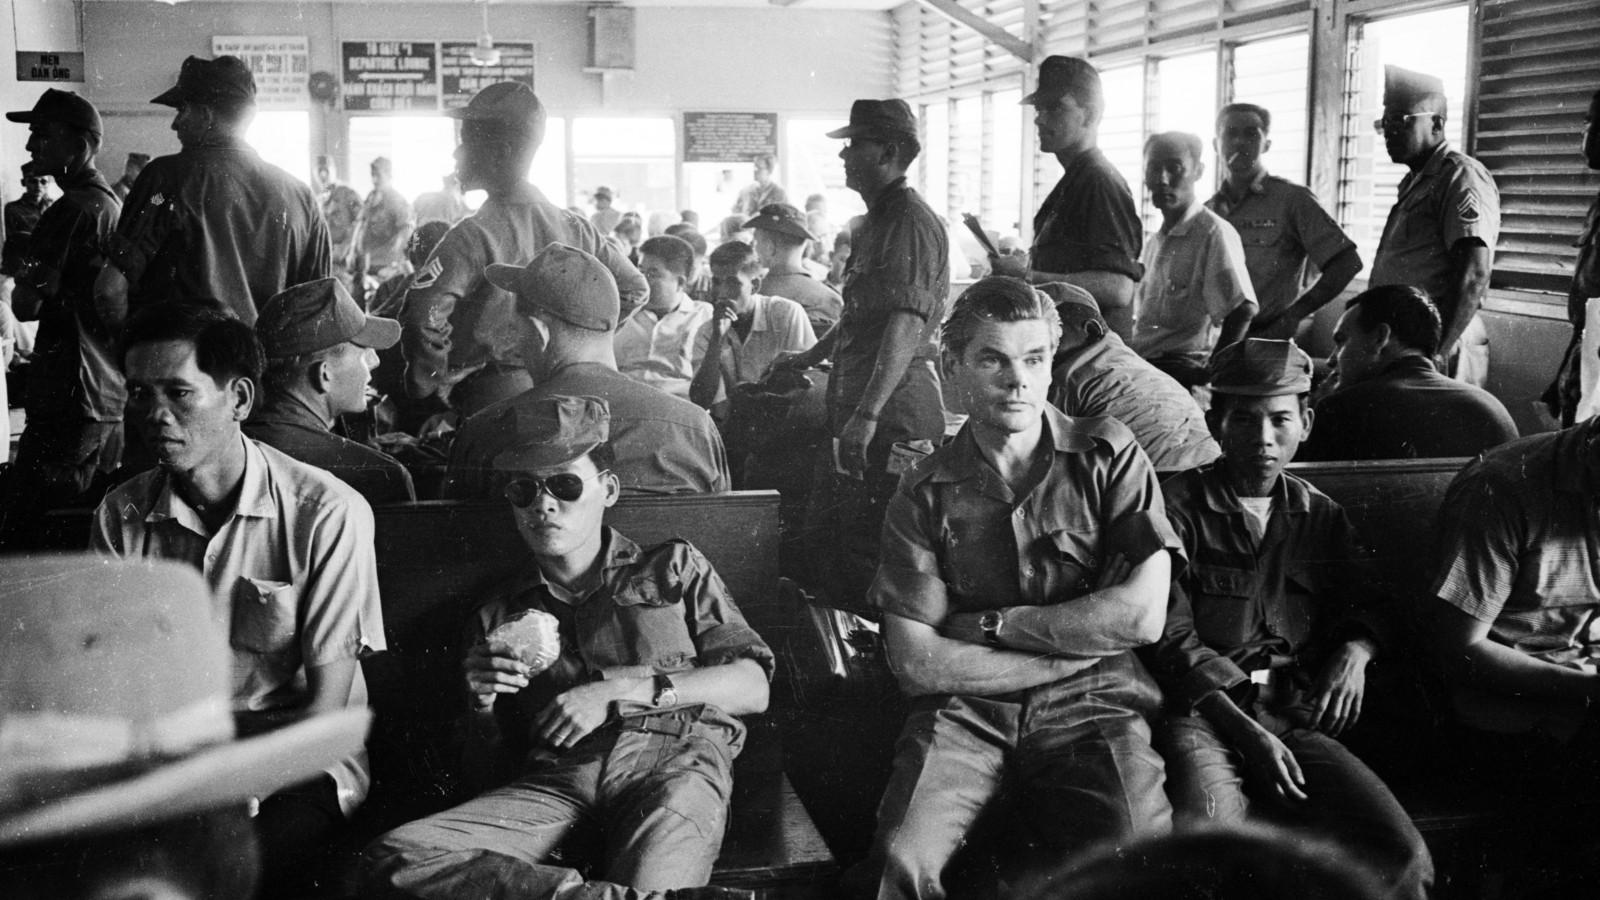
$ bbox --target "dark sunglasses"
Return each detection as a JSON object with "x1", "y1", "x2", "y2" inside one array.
[{"x1": 504, "y1": 470, "x2": 608, "y2": 506}]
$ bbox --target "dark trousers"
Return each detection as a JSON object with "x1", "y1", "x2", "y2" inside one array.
[
  {"x1": 256, "y1": 773, "x2": 344, "y2": 899},
  {"x1": 0, "y1": 415, "x2": 120, "y2": 551},
  {"x1": 801, "y1": 454, "x2": 902, "y2": 617},
  {"x1": 1157, "y1": 710, "x2": 1432, "y2": 900}
]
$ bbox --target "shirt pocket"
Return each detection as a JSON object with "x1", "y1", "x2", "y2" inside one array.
[
  {"x1": 1190, "y1": 566, "x2": 1259, "y2": 649},
  {"x1": 610, "y1": 578, "x2": 698, "y2": 671},
  {"x1": 230, "y1": 576, "x2": 298, "y2": 656},
  {"x1": 1045, "y1": 525, "x2": 1102, "y2": 598}
]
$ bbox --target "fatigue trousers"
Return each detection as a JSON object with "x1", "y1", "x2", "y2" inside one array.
[
  {"x1": 1157, "y1": 708, "x2": 1433, "y2": 900},
  {"x1": 869, "y1": 654, "x2": 1172, "y2": 900},
  {"x1": 361, "y1": 716, "x2": 734, "y2": 900}
]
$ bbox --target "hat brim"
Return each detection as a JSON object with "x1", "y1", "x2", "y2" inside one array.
[
  {"x1": 4, "y1": 111, "x2": 35, "y2": 124},
  {"x1": 150, "y1": 85, "x2": 185, "y2": 108},
  {"x1": 353, "y1": 314, "x2": 402, "y2": 351},
  {"x1": 484, "y1": 262, "x2": 527, "y2": 295},
  {"x1": 744, "y1": 217, "x2": 816, "y2": 242},
  {"x1": 1019, "y1": 87, "x2": 1059, "y2": 106},
  {"x1": 825, "y1": 123, "x2": 917, "y2": 142},
  {"x1": 492, "y1": 441, "x2": 604, "y2": 475},
  {"x1": 1210, "y1": 383, "x2": 1311, "y2": 397},
  {"x1": 0, "y1": 707, "x2": 370, "y2": 848}
]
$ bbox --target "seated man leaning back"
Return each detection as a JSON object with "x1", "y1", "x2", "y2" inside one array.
[
  {"x1": 361, "y1": 394, "x2": 771, "y2": 900},
  {"x1": 861, "y1": 275, "x2": 1181, "y2": 898}
]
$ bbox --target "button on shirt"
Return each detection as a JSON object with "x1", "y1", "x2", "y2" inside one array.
[
  {"x1": 106, "y1": 137, "x2": 331, "y2": 325},
  {"x1": 468, "y1": 527, "x2": 775, "y2": 758},
  {"x1": 615, "y1": 292, "x2": 715, "y2": 399},
  {"x1": 1031, "y1": 147, "x2": 1144, "y2": 280},
  {"x1": 871, "y1": 407, "x2": 1183, "y2": 641},
  {"x1": 1132, "y1": 203, "x2": 1257, "y2": 360},
  {"x1": 1369, "y1": 142, "x2": 1501, "y2": 307},
  {"x1": 1051, "y1": 332, "x2": 1220, "y2": 471},
  {"x1": 1206, "y1": 173, "x2": 1356, "y2": 321},
  {"x1": 90, "y1": 436, "x2": 386, "y2": 815},
  {"x1": 692, "y1": 293, "x2": 816, "y2": 400},
  {"x1": 401, "y1": 183, "x2": 648, "y2": 404}
]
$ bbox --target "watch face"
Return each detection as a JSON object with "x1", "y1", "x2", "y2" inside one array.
[{"x1": 980, "y1": 611, "x2": 1001, "y2": 630}]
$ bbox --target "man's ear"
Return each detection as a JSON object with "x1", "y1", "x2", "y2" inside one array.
[
  {"x1": 230, "y1": 376, "x2": 256, "y2": 421},
  {"x1": 1261, "y1": 135, "x2": 1273, "y2": 156},
  {"x1": 749, "y1": 273, "x2": 763, "y2": 295},
  {"x1": 1204, "y1": 406, "x2": 1224, "y2": 443},
  {"x1": 600, "y1": 470, "x2": 622, "y2": 508},
  {"x1": 940, "y1": 348, "x2": 962, "y2": 381},
  {"x1": 1300, "y1": 404, "x2": 1315, "y2": 442},
  {"x1": 1371, "y1": 322, "x2": 1394, "y2": 355}
]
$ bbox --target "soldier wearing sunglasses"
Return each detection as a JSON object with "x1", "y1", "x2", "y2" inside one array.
[{"x1": 363, "y1": 394, "x2": 772, "y2": 900}]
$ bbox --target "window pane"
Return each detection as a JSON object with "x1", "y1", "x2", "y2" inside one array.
[
  {"x1": 785, "y1": 118, "x2": 865, "y2": 227},
  {"x1": 529, "y1": 117, "x2": 567, "y2": 209},
  {"x1": 346, "y1": 116, "x2": 459, "y2": 208},
  {"x1": 951, "y1": 95, "x2": 983, "y2": 222},
  {"x1": 571, "y1": 117, "x2": 676, "y2": 220},
  {"x1": 1232, "y1": 32, "x2": 1310, "y2": 184},
  {"x1": 921, "y1": 101, "x2": 950, "y2": 221},
  {"x1": 245, "y1": 111, "x2": 311, "y2": 187},
  {"x1": 991, "y1": 88, "x2": 1023, "y2": 238},
  {"x1": 1338, "y1": 5, "x2": 1470, "y2": 271},
  {"x1": 1156, "y1": 48, "x2": 1220, "y2": 202},
  {"x1": 1096, "y1": 63, "x2": 1147, "y2": 223}
]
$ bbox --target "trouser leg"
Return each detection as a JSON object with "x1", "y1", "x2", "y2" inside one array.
[
  {"x1": 255, "y1": 774, "x2": 344, "y2": 898},
  {"x1": 1018, "y1": 710, "x2": 1172, "y2": 851},
  {"x1": 802, "y1": 454, "x2": 898, "y2": 616},
  {"x1": 869, "y1": 697, "x2": 1011, "y2": 900},
  {"x1": 1154, "y1": 712, "x2": 1250, "y2": 830},
  {"x1": 601, "y1": 724, "x2": 735, "y2": 891}
]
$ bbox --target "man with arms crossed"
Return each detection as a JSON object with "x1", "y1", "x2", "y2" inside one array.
[{"x1": 863, "y1": 276, "x2": 1179, "y2": 898}]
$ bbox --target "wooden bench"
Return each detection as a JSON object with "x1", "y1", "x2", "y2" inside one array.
[{"x1": 41, "y1": 491, "x2": 836, "y2": 896}]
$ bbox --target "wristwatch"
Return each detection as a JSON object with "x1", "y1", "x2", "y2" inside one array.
[
  {"x1": 979, "y1": 610, "x2": 1004, "y2": 646},
  {"x1": 651, "y1": 673, "x2": 679, "y2": 708}
]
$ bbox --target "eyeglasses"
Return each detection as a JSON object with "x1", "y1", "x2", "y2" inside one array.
[
  {"x1": 1373, "y1": 113, "x2": 1436, "y2": 134},
  {"x1": 503, "y1": 470, "x2": 608, "y2": 507}
]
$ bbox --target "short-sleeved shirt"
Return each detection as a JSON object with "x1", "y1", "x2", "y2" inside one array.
[
  {"x1": 1369, "y1": 142, "x2": 1501, "y2": 309},
  {"x1": 1132, "y1": 204, "x2": 1257, "y2": 359},
  {"x1": 90, "y1": 436, "x2": 386, "y2": 815},
  {"x1": 871, "y1": 406, "x2": 1182, "y2": 632},
  {"x1": 1206, "y1": 173, "x2": 1357, "y2": 320},
  {"x1": 1031, "y1": 147, "x2": 1143, "y2": 280},
  {"x1": 322, "y1": 183, "x2": 364, "y2": 270},
  {"x1": 359, "y1": 185, "x2": 413, "y2": 271},
  {"x1": 401, "y1": 182, "x2": 648, "y2": 404},
  {"x1": 829, "y1": 177, "x2": 948, "y2": 444},
  {"x1": 1299, "y1": 355, "x2": 1518, "y2": 462},
  {"x1": 1051, "y1": 332, "x2": 1220, "y2": 471},
  {"x1": 1144, "y1": 463, "x2": 1390, "y2": 710},
  {"x1": 469, "y1": 527, "x2": 774, "y2": 758},
  {"x1": 17, "y1": 167, "x2": 123, "y2": 423},
  {"x1": 760, "y1": 266, "x2": 843, "y2": 335},
  {"x1": 244, "y1": 397, "x2": 417, "y2": 505},
  {"x1": 615, "y1": 293, "x2": 715, "y2": 399},
  {"x1": 445, "y1": 361, "x2": 730, "y2": 499},
  {"x1": 1431, "y1": 420, "x2": 1600, "y2": 667},
  {"x1": 106, "y1": 137, "x2": 331, "y2": 325},
  {"x1": 692, "y1": 293, "x2": 816, "y2": 397}
]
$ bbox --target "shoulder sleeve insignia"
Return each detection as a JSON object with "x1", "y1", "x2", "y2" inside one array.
[
  {"x1": 150, "y1": 193, "x2": 165, "y2": 206},
  {"x1": 1457, "y1": 193, "x2": 1482, "y2": 224},
  {"x1": 411, "y1": 257, "x2": 443, "y2": 290}
]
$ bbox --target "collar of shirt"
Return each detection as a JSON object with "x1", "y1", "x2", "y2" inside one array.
[
  {"x1": 1193, "y1": 458, "x2": 1312, "y2": 516},
  {"x1": 763, "y1": 262, "x2": 813, "y2": 280},
  {"x1": 1208, "y1": 170, "x2": 1270, "y2": 216},
  {"x1": 1162, "y1": 201, "x2": 1207, "y2": 238},
  {"x1": 142, "y1": 435, "x2": 275, "y2": 535},
  {"x1": 1399, "y1": 141, "x2": 1453, "y2": 198},
  {"x1": 53, "y1": 166, "x2": 107, "y2": 194},
  {"x1": 741, "y1": 294, "x2": 777, "y2": 334},
  {"x1": 1373, "y1": 354, "x2": 1438, "y2": 382},
  {"x1": 923, "y1": 406, "x2": 1111, "y2": 498},
  {"x1": 1057, "y1": 146, "x2": 1109, "y2": 183},
  {"x1": 251, "y1": 392, "x2": 334, "y2": 433},
  {"x1": 505, "y1": 525, "x2": 644, "y2": 605},
  {"x1": 638, "y1": 291, "x2": 697, "y2": 322},
  {"x1": 868, "y1": 176, "x2": 911, "y2": 215}
]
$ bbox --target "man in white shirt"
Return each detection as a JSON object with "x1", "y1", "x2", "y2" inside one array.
[
  {"x1": 616, "y1": 234, "x2": 713, "y2": 399},
  {"x1": 690, "y1": 239, "x2": 815, "y2": 412}
]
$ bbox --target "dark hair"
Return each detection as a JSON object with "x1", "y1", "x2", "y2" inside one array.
[
  {"x1": 589, "y1": 441, "x2": 616, "y2": 472},
  {"x1": 709, "y1": 240, "x2": 761, "y2": 275},
  {"x1": 460, "y1": 116, "x2": 547, "y2": 169},
  {"x1": 664, "y1": 222, "x2": 708, "y2": 258},
  {"x1": 122, "y1": 302, "x2": 264, "y2": 384},
  {"x1": 261, "y1": 343, "x2": 346, "y2": 399},
  {"x1": 888, "y1": 136, "x2": 922, "y2": 167},
  {"x1": 941, "y1": 276, "x2": 1062, "y2": 359},
  {"x1": 639, "y1": 235, "x2": 696, "y2": 280},
  {"x1": 1345, "y1": 284, "x2": 1443, "y2": 357},
  {"x1": 1217, "y1": 102, "x2": 1272, "y2": 133},
  {"x1": 613, "y1": 218, "x2": 642, "y2": 241},
  {"x1": 1144, "y1": 131, "x2": 1205, "y2": 167}
]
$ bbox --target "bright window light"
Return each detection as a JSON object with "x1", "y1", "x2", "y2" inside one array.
[{"x1": 244, "y1": 111, "x2": 311, "y2": 187}]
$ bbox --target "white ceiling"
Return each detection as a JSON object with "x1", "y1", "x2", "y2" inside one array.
[{"x1": 107, "y1": 0, "x2": 908, "y2": 11}]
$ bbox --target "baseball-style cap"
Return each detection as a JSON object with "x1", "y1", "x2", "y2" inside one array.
[
  {"x1": 1022, "y1": 56, "x2": 1102, "y2": 108},
  {"x1": 1036, "y1": 281, "x2": 1101, "y2": 320},
  {"x1": 490, "y1": 395, "x2": 611, "y2": 473},
  {"x1": 256, "y1": 277, "x2": 400, "y2": 358},
  {"x1": 0, "y1": 555, "x2": 370, "y2": 847},
  {"x1": 1384, "y1": 65, "x2": 1447, "y2": 114},
  {"x1": 151, "y1": 55, "x2": 256, "y2": 108},
  {"x1": 1209, "y1": 338, "x2": 1313, "y2": 396},
  {"x1": 485, "y1": 243, "x2": 621, "y2": 333},
  {"x1": 446, "y1": 81, "x2": 546, "y2": 134},
  {"x1": 6, "y1": 88, "x2": 103, "y2": 137},
  {"x1": 826, "y1": 99, "x2": 919, "y2": 144},
  {"x1": 594, "y1": 185, "x2": 614, "y2": 201},
  {"x1": 743, "y1": 203, "x2": 816, "y2": 242}
]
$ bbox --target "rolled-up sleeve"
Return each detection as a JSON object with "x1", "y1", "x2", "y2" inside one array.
[
  {"x1": 682, "y1": 545, "x2": 775, "y2": 680},
  {"x1": 301, "y1": 493, "x2": 387, "y2": 665},
  {"x1": 401, "y1": 226, "x2": 485, "y2": 401},
  {"x1": 868, "y1": 482, "x2": 951, "y2": 628}
]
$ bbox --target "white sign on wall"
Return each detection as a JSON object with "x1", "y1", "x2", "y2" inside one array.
[{"x1": 212, "y1": 36, "x2": 310, "y2": 110}]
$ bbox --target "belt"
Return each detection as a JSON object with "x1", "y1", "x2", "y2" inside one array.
[{"x1": 616, "y1": 706, "x2": 704, "y2": 739}]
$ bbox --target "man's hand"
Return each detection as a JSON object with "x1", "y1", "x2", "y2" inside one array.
[
  {"x1": 533, "y1": 680, "x2": 623, "y2": 749},
  {"x1": 463, "y1": 642, "x2": 531, "y2": 711},
  {"x1": 836, "y1": 411, "x2": 878, "y2": 479},
  {"x1": 1237, "y1": 719, "x2": 1309, "y2": 802},
  {"x1": 768, "y1": 348, "x2": 811, "y2": 375},
  {"x1": 1309, "y1": 639, "x2": 1374, "y2": 737},
  {"x1": 989, "y1": 253, "x2": 1030, "y2": 279}
]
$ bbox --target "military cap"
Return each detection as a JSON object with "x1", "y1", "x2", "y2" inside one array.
[
  {"x1": 1383, "y1": 65, "x2": 1447, "y2": 115},
  {"x1": 6, "y1": 88, "x2": 103, "y2": 137},
  {"x1": 256, "y1": 277, "x2": 400, "y2": 358},
  {"x1": 826, "y1": 99, "x2": 919, "y2": 144},
  {"x1": 446, "y1": 81, "x2": 546, "y2": 134},
  {"x1": 594, "y1": 185, "x2": 614, "y2": 201},
  {"x1": 743, "y1": 203, "x2": 816, "y2": 242},
  {"x1": 1036, "y1": 281, "x2": 1102, "y2": 320},
  {"x1": 490, "y1": 395, "x2": 611, "y2": 473},
  {"x1": 1209, "y1": 338, "x2": 1313, "y2": 396},
  {"x1": 484, "y1": 243, "x2": 620, "y2": 332},
  {"x1": 152, "y1": 56, "x2": 256, "y2": 108},
  {"x1": 1022, "y1": 56, "x2": 1102, "y2": 109}
]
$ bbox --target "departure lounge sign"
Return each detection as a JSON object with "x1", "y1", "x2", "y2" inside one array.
[
  {"x1": 440, "y1": 42, "x2": 535, "y2": 109},
  {"x1": 15, "y1": 51, "x2": 84, "y2": 83},
  {"x1": 341, "y1": 41, "x2": 439, "y2": 112},
  {"x1": 683, "y1": 112, "x2": 779, "y2": 163}
]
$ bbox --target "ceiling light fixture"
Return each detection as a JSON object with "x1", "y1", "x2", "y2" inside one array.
[{"x1": 470, "y1": 0, "x2": 501, "y2": 67}]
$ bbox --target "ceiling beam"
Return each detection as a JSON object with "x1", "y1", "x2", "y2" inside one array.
[{"x1": 915, "y1": 0, "x2": 1033, "y2": 63}]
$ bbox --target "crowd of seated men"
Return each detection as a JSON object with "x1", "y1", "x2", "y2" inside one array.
[{"x1": 1, "y1": 48, "x2": 1598, "y2": 900}]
